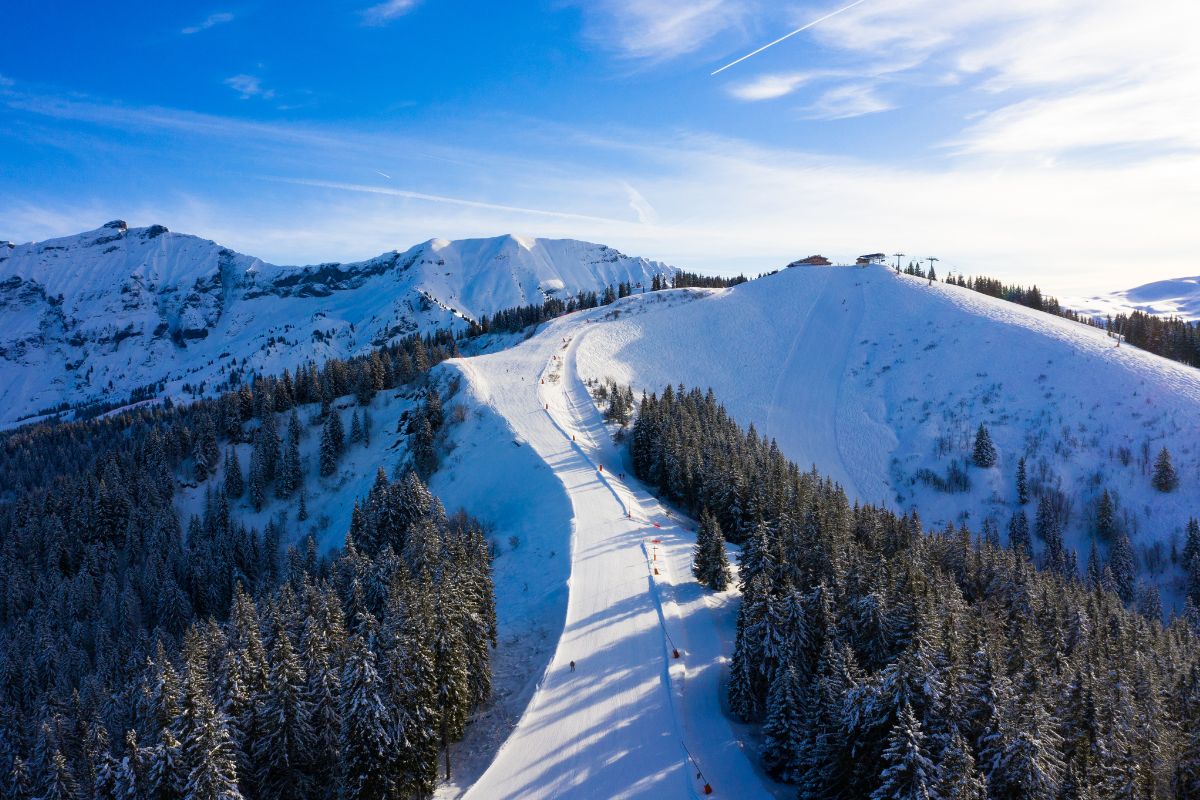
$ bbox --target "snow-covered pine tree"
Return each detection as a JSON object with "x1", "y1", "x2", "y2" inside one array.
[
  {"x1": 1184, "y1": 518, "x2": 1200, "y2": 570},
  {"x1": 761, "y1": 664, "x2": 806, "y2": 782},
  {"x1": 276, "y1": 413, "x2": 302, "y2": 499},
  {"x1": 1016, "y1": 456, "x2": 1029, "y2": 504},
  {"x1": 254, "y1": 610, "x2": 314, "y2": 800},
  {"x1": 224, "y1": 448, "x2": 244, "y2": 500},
  {"x1": 41, "y1": 750, "x2": 79, "y2": 800},
  {"x1": 412, "y1": 416, "x2": 437, "y2": 481},
  {"x1": 193, "y1": 413, "x2": 220, "y2": 482},
  {"x1": 1109, "y1": 533, "x2": 1136, "y2": 604},
  {"x1": 1095, "y1": 489, "x2": 1116, "y2": 543},
  {"x1": 349, "y1": 410, "x2": 363, "y2": 445},
  {"x1": 1035, "y1": 498, "x2": 1069, "y2": 576},
  {"x1": 1152, "y1": 446, "x2": 1178, "y2": 492},
  {"x1": 870, "y1": 702, "x2": 939, "y2": 800},
  {"x1": 692, "y1": 507, "x2": 732, "y2": 590},
  {"x1": 972, "y1": 424, "x2": 997, "y2": 468},
  {"x1": 1008, "y1": 510, "x2": 1031, "y2": 557},
  {"x1": 301, "y1": 589, "x2": 345, "y2": 797},
  {"x1": 339, "y1": 634, "x2": 394, "y2": 799},
  {"x1": 936, "y1": 729, "x2": 987, "y2": 799},
  {"x1": 319, "y1": 410, "x2": 344, "y2": 478}
]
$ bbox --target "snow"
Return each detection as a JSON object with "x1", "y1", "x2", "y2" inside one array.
[
  {"x1": 1070, "y1": 275, "x2": 1200, "y2": 321},
  {"x1": 431, "y1": 304, "x2": 777, "y2": 799},
  {"x1": 573, "y1": 267, "x2": 1200, "y2": 607},
  {"x1": 0, "y1": 224, "x2": 677, "y2": 427}
]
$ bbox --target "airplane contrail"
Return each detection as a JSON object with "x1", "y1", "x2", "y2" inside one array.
[
  {"x1": 711, "y1": 0, "x2": 871, "y2": 76},
  {"x1": 269, "y1": 177, "x2": 631, "y2": 225},
  {"x1": 375, "y1": 170, "x2": 392, "y2": 179}
]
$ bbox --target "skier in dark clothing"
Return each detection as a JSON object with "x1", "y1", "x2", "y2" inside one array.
[{"x1": 569, "y1": 660, "x2": 576, "y2": 672}]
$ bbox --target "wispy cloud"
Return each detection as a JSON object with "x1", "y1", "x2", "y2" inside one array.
[
  {"x1": 728, "y1": 71, "x2": 820, "y2": 101},
  {"x1": 802, "y1": 0, "x2": 1200, "y2": 159},
  {"x1": 224, "y1": 74, "x2": 275, "y2": 100},
  {"x1": 803, "y1": 84, "x2": 892, "y2": 119},
  {"x1": 361, "y1": 0, "x2": 420, "y2": 26},
  {"x1": 0, "y1": 75, "x2": 14, "y2": 88},
  {"x1": 574, "y1": 0, "x2": 750, "y2": 62},
  {"x1": 182, "y1": 11, "x2": 234, "y2": 35},
  {"x1": 622, "y1": 182, "x2": 658, "y2": 225},
  {"x1": 5, "y1": 86, "x2": 1199, "y2": 293}
]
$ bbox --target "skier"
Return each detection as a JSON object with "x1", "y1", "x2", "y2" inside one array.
[{"x1": 569, "y1": 660, "x2": 576, "y2": 672}]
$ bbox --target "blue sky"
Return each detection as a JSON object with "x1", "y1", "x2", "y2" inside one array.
[{"x1": 2, "y1": 0, "x2": 1198, "y2": 293}]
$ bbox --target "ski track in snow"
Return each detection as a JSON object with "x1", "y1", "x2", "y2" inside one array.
[{"x1": 451, "y1": 305, "x2": 773, "y2": 799}]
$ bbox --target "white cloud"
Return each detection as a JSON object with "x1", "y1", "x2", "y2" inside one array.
[
  {"x1": 728, "y1": 71, "x2": 819, "y2": 101},
  {"x1": 802, "y1": 84, "x2": 892, "y2": 119},
  {"x1": 574, "y1": 0, "x2": 750, "y2": 62},
  {"x1": 224, "y1": 75, "x2": 275, "y2": 100},
  {"x1": 361, "y1": 0, "x2": 420, "y2": 26},
  {"x1": 622, "y1": 182, "x2": 658, "y2": 225},
  {"x1": 803, "y1": 0, "x2": 1200, "y2": 159},
  {"x1": 5, "y1": 90, "x2": 1198, "y2": 295},
  {"x1": 181, "y1": 12, "x2": 234, "y2": 35}
]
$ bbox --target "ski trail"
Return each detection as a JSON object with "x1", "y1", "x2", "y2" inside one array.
[{"x1": 460, "y1": 310, "x2": 772, "y2": 799}]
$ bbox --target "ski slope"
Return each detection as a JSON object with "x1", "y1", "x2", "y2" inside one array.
[
  {"x1": 450, "y1": 303, "x2": 773, "y2": 799},
  {"x1": 574, "y1": 265, "x2": 1200, "y2": 606}
]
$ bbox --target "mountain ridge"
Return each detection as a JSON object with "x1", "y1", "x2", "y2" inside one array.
[{"x1": 0, "y1": 222, "x2": 677, "y2": 426}]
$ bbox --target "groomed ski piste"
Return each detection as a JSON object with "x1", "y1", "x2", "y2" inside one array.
[
  {"x1": 433, "y1": 263, "x2": 1200, "y2": 798},
  {"x1": 450, "y1": 299, "x2": 773, "y2": 799}
]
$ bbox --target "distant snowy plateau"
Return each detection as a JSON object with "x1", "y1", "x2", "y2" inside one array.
[{"x1": 1071, "y1": 275, "x2": 1200, "y2": 321}]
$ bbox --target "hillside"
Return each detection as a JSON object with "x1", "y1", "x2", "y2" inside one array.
[
  {"x1": 1071, "y1": 275, "x2": 1200, "y2": 321},
  {"x1": 0, "y1": 222, "x2": 676, "y2": 427},
  {"x1": 566, "y1": 266, "x2": 1200, "y2": 606}
]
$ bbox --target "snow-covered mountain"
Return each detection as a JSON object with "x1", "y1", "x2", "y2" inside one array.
[
  {"x1": 1070, "y1": 275, "x2": 1200, "y2": 320},
  {"x1": 565, "y1": 266, "x2": 1200, "y2": 605},
  {"x1": 0, "y1": 221, "x2": 676, "y2": 426}
]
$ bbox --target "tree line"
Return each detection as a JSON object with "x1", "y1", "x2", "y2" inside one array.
[
  {"x1": 0, "y1": 324, "x2": 495, "y2": 798},
  {"x1": 942, "y1": 271, "x2": 1200, "y2": 371},
  {"x1": 632, "y1": 385, "x2": 1200, "y2": 799}
]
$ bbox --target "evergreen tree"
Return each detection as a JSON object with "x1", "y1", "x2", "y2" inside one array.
[
  {"x1": 224, "y1": 448, "x2": 244, "y2": 500},
  {"x1": 1016, "y1": 457, "x2": 1029, "y2": 505},
  {"x1": 41, "y1": 751, "x2": 79, "y2": 800},
  {"x1": 1036, "y1": 497, "x2": 1069, "y2": 576},
  {"x1": 1095, "y1": 489, "x2": 1117, "y2": 543},
  {"x1": 182, "y1": 702, "x2": 242, "y2": 800},
  {"x1": 319, "y1": 411, "x2": 344, "y2": 478},
  {"x1": 254, "y1": 617, "x2": 314, "y2": 799},
  {"x1": 349, "y1": 410, "x2": 363, "y2": 445},
  {"x1": 412, "y1": 416, "x2": 437, "y2": 481},
  {"x1": 972, "y1": 424, "x2": 997, "y2": 468},
  {"x1": 1008, "y1": 510, "x2": 1031, "y2": 557},
  {"x1": 692, "y1": 507, "x2": 732, "y2": 590},
  {"x1": 1184, "y1": 518, "x2": 1200, "y2": 570},
  {"x1": 277, "y1": 413, "x2": 302, "y2": 499},
  {"x1": 871, "y1": 703, "x2": 938, "y2": 800},
  {"x1": 1109, "y1": 533, "x2": 1136, "y2": 604},
  {"x1": 937, "y1": 729, "x2": 987, "y2": 800},
  {"x1": 193, "y1": 414, "x2": 220, "y2": 482},
  {"x1": 762, "y1": 664, "x2": 807, "y2": 782},
  {"x1": 339, "y1": 635, "x2": 394, "y2": 800},
  {"x1": 1152, "y1": 446, "x2": 1178, "y2": 492}
]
